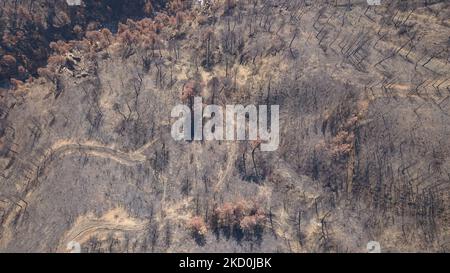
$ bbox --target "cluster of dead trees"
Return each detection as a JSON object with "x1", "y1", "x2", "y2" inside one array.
[
  {"x1": 212, "y1": 201, "x2": 265, "y2": 241},
  {"x1": 0, "y1": 0, "x2": 189, "y2": 87},
  {"x1": 33, "y1": 8, "x2": 192, "y2": 91},
  {"x1": 188, "y1": 200, "x2": 266, "y2": 244}
]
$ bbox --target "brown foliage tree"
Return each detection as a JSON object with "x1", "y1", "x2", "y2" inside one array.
[
  {"x1": 181, "y1": 80, "x2": 197, "y2": 103},
  {"x1": 188, "y1": 216, "x2": 208, "y2": 238}
]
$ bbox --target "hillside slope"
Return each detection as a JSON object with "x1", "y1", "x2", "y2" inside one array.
[{"x1": 1, "y1": 0, "x2": 450, "y2": 252}]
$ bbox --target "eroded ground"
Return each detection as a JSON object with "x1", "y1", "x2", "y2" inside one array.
[{"x1": 1, "y1": 0, "x2": 450, "y2": 252}]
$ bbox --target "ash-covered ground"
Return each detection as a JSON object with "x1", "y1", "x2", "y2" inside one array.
[{"x1": 1, "y1": 0, "x2": 450, "y2": 252}]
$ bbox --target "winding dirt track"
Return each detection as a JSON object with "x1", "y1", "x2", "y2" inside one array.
[
  {"x1": 213, "y1": 143, "x2": 238, "y2": 194},
  {"x1": 0, "y1": 139, "x2": 159, "y2": 251},
  {"x1": 58, "y1": 208, "x2": 148, "y2": 252},
  {"x1": 28, "y1": 138, "x2": 159, "y2": 185}
]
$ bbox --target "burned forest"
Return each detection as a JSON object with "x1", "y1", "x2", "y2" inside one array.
[{"x1": 1, "y1": 0, "x2": 450, "y2": 253}]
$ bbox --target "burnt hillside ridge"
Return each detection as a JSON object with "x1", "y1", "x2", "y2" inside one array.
[{"x1": 0, "y1": 0, "x2": 449, "y2": 252}]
